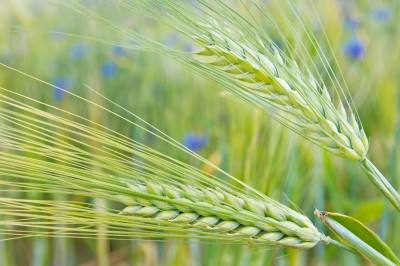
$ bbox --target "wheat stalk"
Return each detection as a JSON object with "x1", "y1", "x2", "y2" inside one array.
[{"x1": 117, "y1": 180, "x2": 330, "y2": 249}]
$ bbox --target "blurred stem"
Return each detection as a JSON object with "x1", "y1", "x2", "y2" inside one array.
[
  {"x1": 32, "y1": 237, "x2": 51, "y2": 266},
  {"x1": 88, "y1": 79, "x2": 109, "y2": 266},
  {"x1": 54, "y1": 195, "x2": 70, "y2": 266},
  {"x1": 0, "y1": 235, "x2": 12, "y2": 266},
  {"x1": 361, "y1": 159, "x2": 400, "y2": 212},
  {"x1": 96, "y1": 198, "x2": 109, "y2": 266},
  {"x1": 314, "y1": 149, "x2": 326, "y2": 260}
]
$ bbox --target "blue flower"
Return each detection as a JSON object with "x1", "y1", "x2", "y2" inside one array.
[
  {"x1": 101, "y1": 60, "x2": 118, "y2": 79},
  {"x1": 370, "y1": 7, "x2": 392, "y2": 22},
  {"x1": 183, "y1": 132, "x2": 207, "y2": 151},
  {"x1": 342, "y1": 36, "x2": 365, "y2": 59},
  {"x1": 68, "y1": 43, "x2": 88, "y2": 59},
  {"x1": 51, "y1": 77, "x2": 70, "y2": 101},
  {"x1": 111, "y1": 45, "x2": 127, "y2": 56},
  {"x1": 344, "y1": 16, "x2": 359, "y2": 30}
]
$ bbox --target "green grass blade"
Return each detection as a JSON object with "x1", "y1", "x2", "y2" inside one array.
[{"x1": 315, "y1": 210, "x2": 400, "y2": 266}]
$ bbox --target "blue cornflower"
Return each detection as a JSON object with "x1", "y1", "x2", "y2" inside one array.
[
  {"x1": 183, "y1": 132, "x2": 207, "y2": 151},
  {"x1": 52, "y1": 77, "x2": 70, "y2": 101},
  {"x1": 111, "y1": 45, "x2": 127, "y2": 56},
  {"x1": 370, "y1": 7, "x2": 392, "y2": 22},
  {"x1": 68, "y1": 43, "x2": 88, "y2": 59},
  {"x1": 344, "y1": 16, "x2": 359, "y2": 30},
  {"x1": 101, "y1": 60, "x2": 118, "y2": 79},
  {"x1": 342, "y1": 36, "x2": 365, "y2": 59}
]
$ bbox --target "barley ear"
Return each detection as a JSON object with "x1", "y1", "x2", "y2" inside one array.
[
  {"x1": 194, "y1": 21, "x2": 368, "y2": 161},
  {"x1": 193, "y1": 21, "x2": 400, "y2": 211},
  {"x1": 118, "y1": 181, "x2": 330, "y2": 249}
]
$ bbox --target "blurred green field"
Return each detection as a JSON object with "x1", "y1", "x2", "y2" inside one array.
[{"x1": 0, "y1": 0, "x2": 399, "y2": 265}]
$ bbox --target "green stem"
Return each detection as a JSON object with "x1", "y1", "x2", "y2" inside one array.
[
  {"x1": 324, "y1": 219, "x2": 399, "y2": 266},
  {"x1": 329, "y1": 239, "x2": 357, "y2": 254},
  {"x1": 361, "y1": 159, "x2": 400, "y2": 212}
]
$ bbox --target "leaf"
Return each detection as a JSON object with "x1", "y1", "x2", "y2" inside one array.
[
  {"x1": 315, "y1": 210, "x2": 400, "y2": 266},
  {"x1": 352, "y1": 199, "x2": 384, "y2": 224}
]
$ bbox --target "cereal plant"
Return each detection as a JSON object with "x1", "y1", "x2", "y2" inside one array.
[{"x1": 0, "y1": 0, "x2": 399, "y2": 265}]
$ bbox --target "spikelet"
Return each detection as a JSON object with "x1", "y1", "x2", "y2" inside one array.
[
  {"x1": 194, "y1": 20, "x2": 368, "y2": 161},
  {"x1": 118, "y1": 181, "x2": 330, "y2": 249}
]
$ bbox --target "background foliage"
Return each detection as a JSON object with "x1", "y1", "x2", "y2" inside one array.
[{"x1": 0, "y1": 0, "x2": 399, "y2": 265}]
